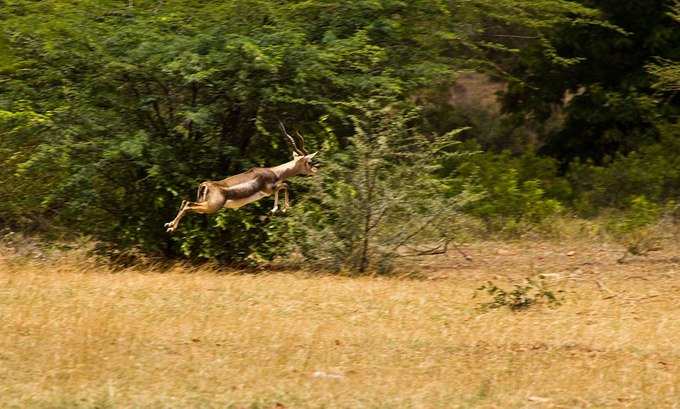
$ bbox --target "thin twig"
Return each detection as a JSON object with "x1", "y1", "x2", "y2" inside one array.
[
  {"x1": 483, "y1": 34, "x2": 540, "y2": 39},
  {"x1": 595, "y1": 279, "x2": 617, "y2": 299},
  {"x1": 450, "y1": 241, "x2": 473, "y2": 261}
]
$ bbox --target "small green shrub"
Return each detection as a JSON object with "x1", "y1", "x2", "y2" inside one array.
[
  {"x1": 453, "y1": 150, "x2": 564, "y2": 235},
  {"x1": 606, "y1": 196, "x2": 664, "y2": 261},
  {"x1": 567, "y1": 123, "x2": 680, "y2": 216},
  {"x1": 475, "y1": 277, "x2": 564, "y2": 311},
  {"x1": 276, "y1": 102, "x2": 477, "y2": 274}
]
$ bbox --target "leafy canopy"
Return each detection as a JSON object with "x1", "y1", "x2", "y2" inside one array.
[{"x1": 0, "y1": 0, "x2": 600, "y2": 263}]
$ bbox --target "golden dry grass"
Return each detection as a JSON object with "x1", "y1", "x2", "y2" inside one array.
[{"x1": 1, "y1": 241, "x2": 679, "y2": 408}]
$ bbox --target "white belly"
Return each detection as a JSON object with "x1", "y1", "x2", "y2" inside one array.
[{"x1": 224, "y1": 191, "x2": 269, "y2": 209}]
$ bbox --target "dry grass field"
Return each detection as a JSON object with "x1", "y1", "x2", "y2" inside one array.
[{"x1": 1, "y1": 240, "x2": 679, "y2": 408}]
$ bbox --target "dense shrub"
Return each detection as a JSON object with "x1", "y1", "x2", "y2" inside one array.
[
  {"x1": 273, "y1": 103, "x2": 476, "y2": 274},
  {"x1": 568, "y1": 123, "x2": 680, "y2": 215},
  {"x1": 452, "y1": 148, "x2": 565, "y2": 235},
  {"x1": 475, "y1": 276, "x2": 564, "y2": 312},
  {"x1": 0, "y1": 0, "x2": 596, "y2": 265},
  {"x1": 2, "y1": 0, "x2": 679, "y2": 268}
]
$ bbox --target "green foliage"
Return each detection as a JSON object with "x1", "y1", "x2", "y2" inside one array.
[
  {"x1": 0, "y1": 0, "x2": 466, "y2": 261},
  {"x1": 501, "y1": 0, "x2": 680, "y2": 164},
  {"x1": 276, "y1": 103, "x2": 475, "y2": 274},
  {"x1": 475, "y1": 277, "x2": 564, "y2": 311},
  {"x1": 606, "y1": 196, "x2": 665, "y2": 260},
  {"x1": 647, "y1": 1, "x2": 680, "y2": 92},
  {"x1": 0, "y1": 0, "x2": 596, "y2": 264},
  {"x1": 607, "y1": 196, "x2": 662, "y2": 235},
  {"x1": 6, "y1": 0, "x2": 677, "y2": 266},
  {"x1": 649, "y1": 58, "x2": 680, "y2": 92},
  {"x1": 454, "y1": 149, "x2": 564, "y2": 235},
  {"x1": 567, "y1": 123, "x2": 680, "y2": 215}
]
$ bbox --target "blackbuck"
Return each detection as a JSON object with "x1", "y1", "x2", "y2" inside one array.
[{"x1": 164, "y1": 123, "x2": 318, "y2": 233}]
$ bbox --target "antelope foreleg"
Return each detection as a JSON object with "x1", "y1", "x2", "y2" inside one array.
[
  {"x1": 270, "y1": 183, "x2": 289, "y2": 214},
  {"x1": 271, "y1": 189, "x2": 280, "y2": 214}
]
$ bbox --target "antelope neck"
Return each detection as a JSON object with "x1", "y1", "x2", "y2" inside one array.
[{"x1": 271, "y1": 159, "x2": 300, "y2": 180}]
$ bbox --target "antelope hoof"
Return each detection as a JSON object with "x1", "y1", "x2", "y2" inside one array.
[
  {"x1": 270, "y1": 207, "x2": 279, "y2": 214},
  {"x1": 166, "y1": 226, "x2": 176, "y2": 233}
]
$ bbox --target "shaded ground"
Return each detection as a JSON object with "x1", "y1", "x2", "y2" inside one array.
[{"x1": 0, "y1": 240, "x2": 679, "y2": 408}]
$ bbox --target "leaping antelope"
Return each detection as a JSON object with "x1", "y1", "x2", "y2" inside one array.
[{"x1": 164, "y1": 122, "x2": 318, "y2": 233}]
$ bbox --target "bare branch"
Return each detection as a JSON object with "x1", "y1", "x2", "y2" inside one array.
[
  {"x1": 483, "y1": 33, "x2": 540, "y2": 39},
  {"x1": 398, "y1": 240, "x2": 451, "y2": 257}
]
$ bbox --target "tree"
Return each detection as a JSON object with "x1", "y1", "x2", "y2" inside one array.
[
  {"x1": 0, "y1": 0, "x2": 600, "y2": 263},
  {"x1": 648, "y1": 1, "x2": 680, "y2": 92},
  {"x1": 276, "y1": 101, "x2": 474, "y2": 274},
  {"x1": 500, "y1": 0, "x2": 680, "y2": 164}
]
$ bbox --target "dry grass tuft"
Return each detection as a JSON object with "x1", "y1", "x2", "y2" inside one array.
[{"x1": 1, "y1": 240, "x2": 679, "y2": 408}]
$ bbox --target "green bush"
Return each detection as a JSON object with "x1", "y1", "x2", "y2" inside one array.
[
  {"x1": 567, "y1": 123, "x2": 680, "y2": 216},
  {"x1": 475, "y1": 276, "x2": 564, "y2": 312},
  {"x1": 274, "y1": 103, "x2": 476, "y2": 274},
  {"x1": 0, "y1": 0, "x2": 474, "y2": 263},
  {"x1": 452, "y1": 148, "x2": 565, "y2": 235},
  {"x1": 606, "y1": 196, "x2": 665, "y2": 260}
]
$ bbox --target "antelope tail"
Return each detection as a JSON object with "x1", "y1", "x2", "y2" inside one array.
[{"x1": 196, "y1": 183, "x2": 208, "y2": 202}]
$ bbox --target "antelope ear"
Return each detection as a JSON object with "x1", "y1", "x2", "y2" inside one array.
[{"x1": 306, "y1": 151, "x2": 318, "y2": 160}]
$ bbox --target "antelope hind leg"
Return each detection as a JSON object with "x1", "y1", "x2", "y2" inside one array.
[
  {"x1": 165, "y1": 185, "x2": 228, "y2": 233},
  {"x1": 164, "y1": 200, "x2": 188, "y2": 233},
  {"x1": 165, "y1": 200, "x2": 221, "y2": 233}
]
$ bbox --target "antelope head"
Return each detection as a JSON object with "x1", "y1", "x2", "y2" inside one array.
[{"x1": 279, "y1": 121, "x2": 318, "y2": 175}]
